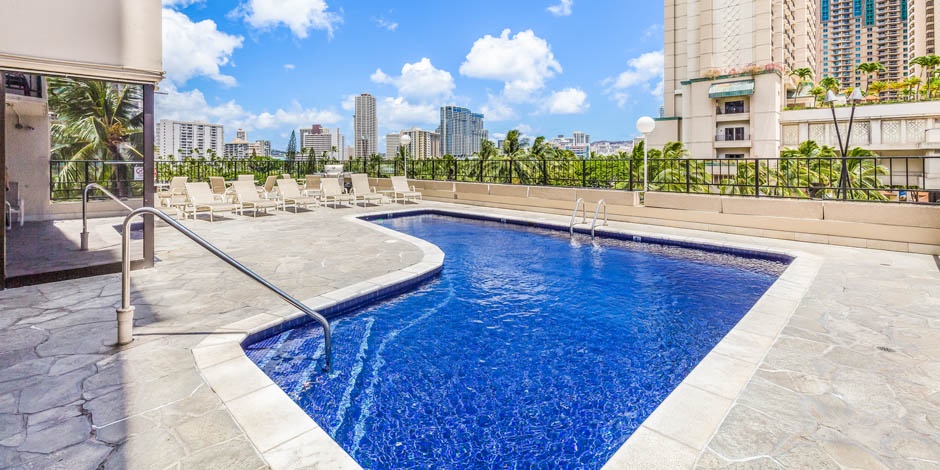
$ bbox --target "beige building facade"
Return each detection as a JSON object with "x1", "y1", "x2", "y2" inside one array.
[
  {"x1": 819, "y1": 0, "x2": 909, "y2": 90},
  {"x1": 653, "y1": 0, "x2": 817, "y2": 159},
  {"x1": 908, "y1": 0, "x2": 939, "y2": 61}
]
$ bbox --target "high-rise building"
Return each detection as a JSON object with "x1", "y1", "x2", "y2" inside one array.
[
  {"x1": 236, "y1": 129, "x2": 247, "y2": 141},
  {"x1": 354, "y1": 94, "x2": 377, "y2": 157},
  {"x1": 549, "y1": 133, "x2": 591, "y2": 159},
  {"x1": 253, "y1": 140, "x2": 271, "y2": 157},
  {"x1": 224, "y1": 129, "x2": 251, "y2": 159},
  {"x1": 300, "y1": 125, "x2": 345, "y2": 159},
  {"x1": 908, "y1": 0, "x2": 939, "y2": 62},
  {"x1": 439, "y1": 106, "x2": 486, "y2": 157},
  {"x1": 652, "y1": 0, "x2": 817, "y2": 158},
  {"x1": 386, "y1": 134, "x2": 400, "y2": 158},
  {"x1": 155, "y1": 119, "x2": 224, "y2": 159},
  {"x1": 819, "y1": 0, "x2": 908, "y2": 90},
  {"x1": 572, "y1": 131, "x2": 590, "y2": 145}
]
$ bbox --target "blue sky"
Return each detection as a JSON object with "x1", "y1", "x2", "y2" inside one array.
[{"x1": 157, "y1": 0, "x2": 665, "y2": 151}]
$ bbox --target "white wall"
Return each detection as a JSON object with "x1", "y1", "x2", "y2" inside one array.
[{"x1": 0, "y1": 0, "x2": 163, "y2": 84}]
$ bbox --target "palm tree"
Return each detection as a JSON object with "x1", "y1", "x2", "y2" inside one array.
[
  {"x1": 856, "y1": 62, "x2": 885, "y2": 96},
  {"x1": 911, "y1": 54, "x2": 940, "y2": 99},
  {"x1": 903, "y1": 76, "x2": 921, "y2": 101},
  {"x1": 809, "y1": 86, "x2": 826, "y2": 107},
  {"x1": 819, "y1": 76, "x2": 840, "y2": 94},
  {"x1": 867, "y1": 81, "x2": 888, "y2": 99},
  {"x1": 48, "y1": 77, "x2": 143, "y2": 198},
  {"x1": 788, "y1": 68, "x2": 814, "y2": 107},
  {"x1": 502, "y1": 129, "x2": 524, "y2": 157}
]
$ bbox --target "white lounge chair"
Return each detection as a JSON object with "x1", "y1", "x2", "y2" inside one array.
[
  {"x1": 276, "y1": 179, "x2": 319, "y2": 213},
  {"x1": 390, "y1": 176, "x2": 422, "y2": 204},
  {"x1": 303, "y1": 175, "x2": 322, "y2": 198},
  {"x1": 232, "y1": 181, "x2": 279, "y2": 216},
  {"x1": 350, "y1": 173, "x2": 384, "y2": 206},
  {"x1": 184, "y1": 182, "x2": 240, "y2": 221},
  {"x1": 321, "y1": 177, "x2": 355, "y2": 208},
  {"x1": 158, "y1": 176, "x2": 188, "y2": 210}
]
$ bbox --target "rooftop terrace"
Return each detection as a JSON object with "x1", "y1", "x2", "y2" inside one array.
[{"x1": 0, "y1": 201, "x2": 938, "y2": 468}]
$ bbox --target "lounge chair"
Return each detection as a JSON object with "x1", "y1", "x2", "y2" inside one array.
[
  {"x1": 321, "y1": 177, "x2": 355, "y2": 208},
  {"x1": 184, "y1": 182, "x2": 240, "y2": 221},
  {"x1": 390, "y1": 176, "x2": 422, "y2": 204},
  {"x1": 350, "y1": 173, "x2": 384, "y2": 206},
  {"x1": 209, "y1": 176, "x2": 227, "y2": 198},
  {"x1": 303, "y1": 175, "x2": 322, "y2": 198},
  {"x1": 262, "y1": 175, "x2": 279, "y2": 199},
  {"x1": 158, "y1": 176, "x2": 188, "y2": 209},
  {"x1": 277, "y1": 179, "x2": 319, "y2": 213},
  {"x1": 236, "y1": 174, "x2": 255, "y2": 182},
  {"x1": 232, "y1": 181, "x2": 279, "y2": 217}
]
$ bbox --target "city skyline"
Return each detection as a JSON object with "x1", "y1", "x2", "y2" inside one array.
[{"x1": 154, "y1": 1, "x2": 665, "y2": 151}]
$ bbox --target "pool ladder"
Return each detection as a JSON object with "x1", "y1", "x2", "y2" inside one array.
[{"x1": 569, "y1": 198, "x2": 608, "y2": 239}]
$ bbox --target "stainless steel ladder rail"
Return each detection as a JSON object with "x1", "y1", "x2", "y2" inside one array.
[
  {"x1": 81, "y1": 183, "x2": 135, "y2": 251},
  {"x1": 569, "y1": 198, "x2": 587, "y2": 236},
  {"x1": 590, "y1": 199, "x2": 608, "y2": 239},
  {"x1": 116, "y1": 207, "x2": 333, "y2": 372}
]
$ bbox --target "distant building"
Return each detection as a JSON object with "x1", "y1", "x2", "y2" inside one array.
[
  {"x1": 223, "y1": 128, "x2": 258, "y2": 159},
  {"x1": 300, "y1": 125, "x2": 345, "y2": 159},
  {"x1": 820, "y1": 0, "x2": 905, "y2": 90},
  {"x1": 156, "y1": 119, "x2": 224, "y2": 159},
  {"x1": 386, "y1": 133, "x2": 400, "y2": 158},
  {"x1": 908, "y1": 0, "x2": 940, "y2": 61},
  {"x1": 354, "y1": 94, "x2": 378, "y2": 157},
  {"x1": 440, "y1": 106, "x2": 486, "y2": 157},
  {"x1": 549, "y1": 133, "x2": 591, "y2": 158},
  {"x1": 253, "y1": 140, "x2": 271, "y2": 157},
  {"x1": 590, "y1": 141, "x2": 634, "y2": 156}
]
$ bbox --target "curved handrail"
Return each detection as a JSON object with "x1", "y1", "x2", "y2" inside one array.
[
  {"x1": 81, "y1": 183, "x2": 135, "y2": 251},
  {"x1": 569, "y1": 198, "x2": 587, "y2": 236},
  {"x1": 116, "y1": 207, "x2": 333, "y2": 372},
  {"x1": 590, "y1": 199, "x2": 608, "y2": 239}
]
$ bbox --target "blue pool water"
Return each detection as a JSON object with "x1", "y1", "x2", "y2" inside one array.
[{"x1": 245, "y1": 214, "x2": 787, "y2": 469}]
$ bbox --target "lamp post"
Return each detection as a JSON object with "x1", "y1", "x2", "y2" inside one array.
[
  {"x1": 636, "y1": 116, "x2": 656, "y2": 193},
  {"x1": 399, "y1": 133, "x2": 412, "y2": 179},
  {"x1": 824, "y1": 88, "x2": 864, "y2": 199}
]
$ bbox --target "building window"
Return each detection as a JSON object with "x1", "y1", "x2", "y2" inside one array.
[
  {"x1": 724, "y1": 154, "x2": 744, "y2": 159},
  {"x1": 724, "y1": 100, "x2": 746, "y2": 114}
]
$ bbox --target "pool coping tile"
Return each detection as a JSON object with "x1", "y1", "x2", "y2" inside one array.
[{"x1": 191, "y1": 205, "x2": 822, "y2": 469}]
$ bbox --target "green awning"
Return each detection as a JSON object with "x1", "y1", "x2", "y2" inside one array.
[{"x1": 708, "y1": 80, "x2": 755, "y2": 99}]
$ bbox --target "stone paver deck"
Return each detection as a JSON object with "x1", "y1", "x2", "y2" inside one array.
[{"x1": 0, "y1": 201, "x2": 938, "y2": 469}]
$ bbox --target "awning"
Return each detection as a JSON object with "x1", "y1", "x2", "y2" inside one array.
[{"x1": 708, "y1": 80, "x2": 755, "y2": 99}]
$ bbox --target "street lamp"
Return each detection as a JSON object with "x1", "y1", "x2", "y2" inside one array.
[
  {"x1": 636, "y1": 116, "x2": 656, "y2": 193},
  {"x1": 824, "y1": 87, "x2": 865, "y2": 199},
  {"x1": 399, "y1": 133, "x2": 412, "y2": 179}
]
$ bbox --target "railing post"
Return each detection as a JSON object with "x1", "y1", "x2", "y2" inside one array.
[
  {"x1": 685, "y1": 159, "x2": 691, "y2": 193},
  {"x1": 508, "y1": 158, "x2": 513, "y2": 184},
  {"x1": 432, "y1": 160, "x2": 436, "y2": 180},
  {"x1": 581, "y1": 160, "x2": 587, "y2": 187},
  {"x1": 629, "y1": 159, "x2": 634, "y2": 191},
  {"x1": 479, "y1": 160, "x2": 484, "y2": 183},
  {"x1": 754, "y1": 158, "x2": 760, "y2": 197}
]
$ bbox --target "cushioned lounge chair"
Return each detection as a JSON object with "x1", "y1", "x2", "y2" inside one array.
[
  {"x1": 390, "y1": 176, "x2": 422, "y2": 204},
  {"x1": 276, "y1": 179, "x2": 319, "y2": 213},
  {"x1": 184, "y1": 182, "x2": 240, "y2": 221},
  {"x1": 350, "y1": 173, "x2": 384, "y2": 206},
  {"x1": 321, "y1": 177, "x2": 355, "y2": 208},
  {"x1": 232, "y1": 181, "x2": 279, "y2": 216}
]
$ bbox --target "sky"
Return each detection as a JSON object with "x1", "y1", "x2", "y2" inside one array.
[{"x1": 157, "y1": 0, "x2": 665, "y2": 151}]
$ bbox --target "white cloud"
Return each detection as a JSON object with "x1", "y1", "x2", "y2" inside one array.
[
  {"x1": 341, "y1": 94, "x2": 356, "y2": 111},
  {"x1": 283, "y1": 63, "x2": 295, "y2": 71},
  {"x1": 375, "y1": 18, "x2": 398, "y2": 31},
  {"x1": 547, "y1": 0, "x2": 573, "y2": 16},
  {"x1": 235, "y1": 0, "x2": 341, "y2": 39},
  {"x1": 155, "y1": 83, "x2": 340, "y2": 136},
  {"x1": 459, "y1": 29, "x2": 562, "y2": 102},
  {"x1": 162, "y1": 8, "x2": 243, "y2": 87},
  {"x1": 371, "y1": 58, "x2": 455, "y2": 101},
  {"x1": 376, "y1": 97, "x2": 439, "y2": 133},
  {"x1": 604, "y1": 50, "x2": 664, "y2": 107},
  {"x1": 544, "y1": 88, "x2": 588, "y2": 114},
  {"x1": 481, "y1": 94, "x2": 516, "y2": 122},
  {"x1": 515, "y1": 123, "x2": 534, "y2": 135}
]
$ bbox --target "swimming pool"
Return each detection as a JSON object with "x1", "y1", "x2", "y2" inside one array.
[{"x1": 244, "y1": 213, "x2": 788, "y2": 468}]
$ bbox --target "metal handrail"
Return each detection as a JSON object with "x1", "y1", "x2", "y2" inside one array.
[
  {"x1": 116, "y1": 207, "x2": 333, "y2": 372},
  {"x1": 590, "y1": 199, "x2": 608, "y2": 239},
  {"x1": 81, "y1": 183, "x2": 135, "y2": 251},
  {"x1": 569, "y1": 198, "x2": 587, "y2": 236}
]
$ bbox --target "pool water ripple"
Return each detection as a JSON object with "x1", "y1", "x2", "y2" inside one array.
[{"x1": 245, "y1": 214, "x2": 787, "y2": 469}]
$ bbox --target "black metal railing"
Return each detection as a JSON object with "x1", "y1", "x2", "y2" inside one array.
[{"x1": 50, "y1": 156, "x2": 939, "y2": 204}]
